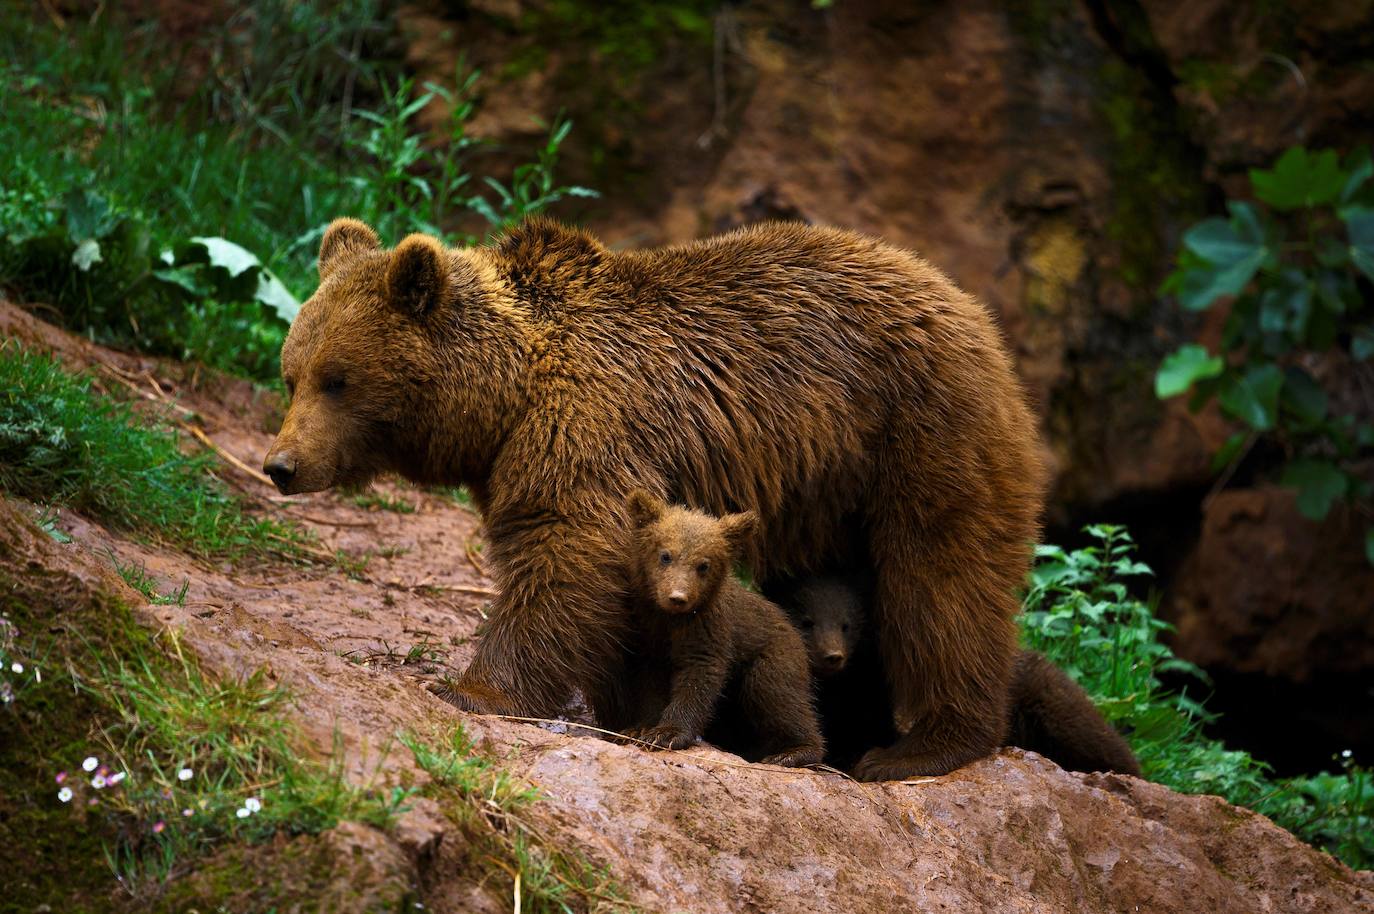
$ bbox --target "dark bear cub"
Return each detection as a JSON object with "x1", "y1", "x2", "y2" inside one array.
[
  {"x1": 788, "y1": 578, "x2": 1141, "y2": 776},
  {"x1": 622, "y1": 491, "x2": 824, "y2": 768},
  {"x1": 785, "y1": 577, "x2": 898, "y2": 770}
]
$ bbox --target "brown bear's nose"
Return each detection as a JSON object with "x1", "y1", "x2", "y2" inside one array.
[
  {"x1": 667, "y1": 590, "x2": 689, "y2": 609},
  {"x1": 263, "y1": 453, "x2": 296, "y2": 493},
  {"x1": 822, "y1": 651, "x2": 846, "y2": 671}
]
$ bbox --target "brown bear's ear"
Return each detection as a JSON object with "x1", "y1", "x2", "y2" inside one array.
[
  {"x1": 718, "y1": 510, "x2": 758, "y2": 557},
  {"x1": 318, "y1": 218, "x2": 380, "y2": 278},
  {"x1": 386, "y1": 234, "x2": 450, "y2": 318},
  {"x1": 626, "y1": 489, "x2": 666, "y2": 529}
]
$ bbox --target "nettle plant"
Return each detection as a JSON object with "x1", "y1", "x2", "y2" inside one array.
[{"x1": 1155, "y1": 147, "x2": 1374, "y2": 561}]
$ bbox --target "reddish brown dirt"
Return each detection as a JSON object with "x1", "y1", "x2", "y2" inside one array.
[{"x1": 5, "y1": 299, "x2": 1372, "y2": 913}]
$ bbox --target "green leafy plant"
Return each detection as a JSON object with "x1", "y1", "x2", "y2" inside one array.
[
  {"x1": 1155, "y1": 147, "x2": 1374, "y2": 560},
  {"x1": 1021, "y1": 526, "x2": 1372, "y2": 868},
  {"x1": 0, "y1": 342, "x2": 304, "y2": 560}
]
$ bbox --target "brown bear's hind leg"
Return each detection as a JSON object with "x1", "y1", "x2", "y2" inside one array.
[{"x1": 737, "y1": 635, "x2": 825, "y2": 769}]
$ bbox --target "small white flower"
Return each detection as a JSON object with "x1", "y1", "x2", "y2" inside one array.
[
  {"x1": 91, "y1": 774, "x2": 107, "y2": 789},
  {"x1": 182, "y1": 808, "x2": 193, "y2": 817},
  {"x1": 235, "y1": 807, "x2": 250, "y2": 818},
  {"x1": 108, "y1": 771, "x2": 126, "y2": 785},
  {"x1": 33, "y1": 667, "x2": 40, "y2": 683},
  {"x1": 1342, "y1": 749, "x2": 1353, "y2": 759},
  {"x1": 177, "y1": 767, "x2": 193, "y2": 781},
  {"x1": 10, "y1": 662, "x2": 21, "y2": 674},
  {"x1": 82, "y1": 757, "x2": 99, "y2": 772},
  {"x1": 244, "y1": 797, "x2": 261, "y2": 813},
  {"x1": 58, "y1": 787, "x2": 73, "y2": 803}
]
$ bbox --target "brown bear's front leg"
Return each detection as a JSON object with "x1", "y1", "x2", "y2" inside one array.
[{"x1": 435, "y1": 511, "x2": 631, "y2": 719}]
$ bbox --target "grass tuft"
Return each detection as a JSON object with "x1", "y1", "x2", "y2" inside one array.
[{"x1": 0, "y1": 341, "x2": 306, "y2": 560}]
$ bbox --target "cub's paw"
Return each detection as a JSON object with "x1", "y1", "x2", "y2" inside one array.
[
  {"x1": 630, "y1": 725, "x2": 697, "y2": 751},
  {"x1": 852, "y1": 745, "x2": 961, "y2": 781},
  {"x1": 759, "y1": 745, "x2": 824, "y2": 768},
  {"x1": 426, "y1": 679, "x2": 515, "y2": 716}
]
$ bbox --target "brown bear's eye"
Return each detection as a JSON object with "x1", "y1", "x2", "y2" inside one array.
[
  {"x1": 659, "y1": 551, "x2": 672, "y2": 566},
  {"x1": 696, "y1": 561, "x2": 709, "y2": 576},
  {"x1": 322, "y1": 376, "x2": 346, "y2": 395}
]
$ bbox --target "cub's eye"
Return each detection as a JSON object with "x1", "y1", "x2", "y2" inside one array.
[
  {"x1": 659, "y1": 551, "x2": 672, "y2": 566},
  {"x1": 322, "y1": 376, "x2": 346, "y2": 395},
  {"x1": 695, "y1": 561, "x2": 710, "y2": 576}
]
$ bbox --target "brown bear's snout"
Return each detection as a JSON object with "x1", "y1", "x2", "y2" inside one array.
[{"x1": 263, "y1": 452, "x2": 297, "y2": 494}]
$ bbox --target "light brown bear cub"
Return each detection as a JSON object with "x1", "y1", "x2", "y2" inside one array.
[
  {"x1": 789, "y1": 577, "x2": 1142, "y2": 776},
  {"x1": 623, "y1": 491, "x2": 824, "y2": 768}
]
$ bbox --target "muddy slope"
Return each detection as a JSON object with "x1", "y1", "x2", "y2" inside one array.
[{"x1": 3, "y1": 300, "x2": 1371, "y2": 912}]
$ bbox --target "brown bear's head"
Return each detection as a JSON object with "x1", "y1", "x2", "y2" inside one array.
[
  {"x1": 788, "y1": 578, "x2": 865, "y2": 677},
  {"x1": 625, "y1": 490, "x2": 757, "y2": 615},
  {"x1": 262, "y1": 218, "x2": 519, "y2": 495}
]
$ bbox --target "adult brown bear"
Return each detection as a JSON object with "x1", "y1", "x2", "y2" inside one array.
[{"x1": 262, "y1": 216, "x2": 1046, "y2": 779}]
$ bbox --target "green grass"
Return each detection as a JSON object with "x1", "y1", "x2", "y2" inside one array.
[
  {"x1": 0, "y1": 574, "x2": 412, "y2": 906},
  {"x1": 350, "y1": 491, "x2": 416, "y2": 514},
  {"x1": 0, "y1": 3, "x2": 594, "y2": 383},
  {"x1": 0, "y1": 341, "x2": 305, "y2": 560},
  {"x1": 110, "y1": 554, "x2": 190, "y2": 607},
  {"x1": 1021, "y1": 525, "x2": 1373, "y2": 868},
  {"x1": 402, "y1": 728, "x2": 634, "y2": 913}
]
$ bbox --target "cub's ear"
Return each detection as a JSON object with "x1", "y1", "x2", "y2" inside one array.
[
  {"x1": 719, "y1": 510, "x2": 758, "y2": 557},
  {"x1": 318, "y1": 218, "x2": 380, "y2": 278},
  {"x1": 386, "y1": 234, "x2": 450, "y2": 318},
  {"x1": 626, "y1": 489, "x2": 666, "y2": 529}
]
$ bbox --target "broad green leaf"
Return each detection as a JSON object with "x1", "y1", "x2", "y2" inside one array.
[
  {"x1": 64, "y1": 189, "x2": 114, "y2": 242},
  {"x1": 1251, "y1": 147, "x2": 1345, "y2": 210},
  {"x1": 255, "y1": 271, "x2": 300, "y2": 324},
  {"x1": 189, "y1": 236, "x2": 262, "y2": 277},
  {"x1": 152, "y1": 266, "x2": 208, "y2": 296},
  {"x1": 1175, "y1": 251, "x2": 1265, "y2": 310},
  {"x1": 1342, "y1": 205, "x2": 1374, "y2": 281},
  {"x1": 1281, "y1": 458, "x2": 1348, "y2": 520},
  {"x1": 1340, "y1": 148, "x2": 1372, "y2": 204},
  {"x1": 1183, "y1": 217, "x2": 1263, "y2": 265},
  {"x1": 1227, "y1": 200, "x2": 1266, "y2": 245},
  {"x1": 1282, "y1": 367, "x2": 1327, "y2": 423},
  {"x1": 1156, "y1": 344, "x2": 1224, "y2": 398},
  {"x1": 70, "y1": 238, "x2": 102, "y2": 271},
  {"x1": 1217, "y1": 363, "x2": 1283, "y2": 431}
]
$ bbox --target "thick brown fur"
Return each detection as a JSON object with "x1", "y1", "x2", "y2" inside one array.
[
  {"x1": 263, "y1": 216, "x2": 1047, "y2": 779},
  {"x1": 786, "y1": 577, "x2": 1141, "y2": 776},
  {"x1": 621, "y1": 492, "x2": 823, "y2": 768}
]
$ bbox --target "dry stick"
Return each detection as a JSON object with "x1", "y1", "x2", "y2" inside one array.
[
  {"x1": 488, "y1": 714, "x2": 851, "y2": 780},
  {"x1": 463, "y1": 533, "x2": 486, "y2": 577},
  {"x1": 412, "y1": 582, "x2": 497, "y2": 598},
  {"x1": 180, "y1": 422, "x2": 274, "y2": 487}
]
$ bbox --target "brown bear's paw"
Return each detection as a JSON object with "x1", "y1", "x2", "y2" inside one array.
[
  {"x1": 426, "y1": 678, "x2": 516, "y2": 716},
  {"x1": 852, "y1": 745, "x2": 966, "y2": 781},
  {"x1": 759, "y1": 745, "x2": 824, "y2": 768},
  {"x1": 629, "y1": 725, "x2": 697, "y2": 751}
]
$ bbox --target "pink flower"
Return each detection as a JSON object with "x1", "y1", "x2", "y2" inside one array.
[
  {"x1": 182, "y1": 808, "x2": 193, "y2": 817},
  {"x1": 152, "y1": 820, "x2": 166, "y2": 834},
  {"x1": 55, "y1": 771, "x2": 67, "y2": 784}
]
